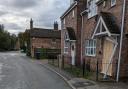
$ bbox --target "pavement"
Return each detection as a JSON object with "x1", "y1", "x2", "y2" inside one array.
[{"x1": 35, "y1": 59, "x2": 128, "y2": 89}]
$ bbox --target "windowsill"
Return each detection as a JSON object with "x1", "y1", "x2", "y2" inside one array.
[
  {"x1": 88, "y1": 14, "x2": 97, "y2": 20},
  {"x1": 66, "y1": 39, "x2": 70, "y2": 41},
  {"x1": 111, "y1": 4, "x2": 116, "y2": 8},
  {"x1": 64, "y1": 52, "x2": 68, "y2": 54},
  {"x1": 85, "y1": 54, "x2": 96, "y2": 57}
]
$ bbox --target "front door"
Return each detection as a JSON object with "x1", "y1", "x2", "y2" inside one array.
[
  {"x1": 101, "y1": 38, "x2": 114, "y2": 76},
  {"x1": 71, "y1": 43, "x2": 76, "y2": 65}
]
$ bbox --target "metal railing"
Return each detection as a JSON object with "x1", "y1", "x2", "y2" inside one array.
[{"x1": 48, "y1": 56, "x2": 128, "y2": 82}]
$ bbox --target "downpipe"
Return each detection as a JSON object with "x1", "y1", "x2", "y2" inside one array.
[
  {"x1": 116, "y1": 0, "x2": 126, "y2": 82},
  {"x1": 80, "y1": 14, "x2": 84, "y2": 65}
]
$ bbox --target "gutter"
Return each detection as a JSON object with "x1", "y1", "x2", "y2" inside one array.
[
  {"x1": 60, "y1": 1, "x2": 77, "y2": 19},
  {"x1": 116, "y1": 0, "x2": 126, "y2": 82},
  {"x1": 81, "y1": 9, "x2": 89, "y2": 15},
  {"x1": 80, "y1": 7, "x2": 89, "y2": 65}
]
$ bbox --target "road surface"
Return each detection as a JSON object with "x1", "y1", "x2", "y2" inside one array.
[{"x1": 0, "y1": 51, "x2": 71, "y2": 89}]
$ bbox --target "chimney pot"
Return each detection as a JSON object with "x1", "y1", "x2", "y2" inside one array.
[
  {"x1": 54, "y1": 21, "x2": 58, "y2": 30},
  {"x1": 30, "y1": 18, "x2": 33, "y2": 30}
]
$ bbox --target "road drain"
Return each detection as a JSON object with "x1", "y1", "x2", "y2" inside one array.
[{"x1": 73, "y1": 81, "x2": 94, "y2": 88}]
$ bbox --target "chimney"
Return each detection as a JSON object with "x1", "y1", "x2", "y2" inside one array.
[
  {"x1": 54, "y1": 21, "x2": 58, "y2": 30},
  {"x1": 30, "y1": 18, "x2": 33, "y2": 30}
]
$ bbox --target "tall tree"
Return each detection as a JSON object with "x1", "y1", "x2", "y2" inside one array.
[{"x1": 0, "y1": 24, "x2": 17, "y2": 51}]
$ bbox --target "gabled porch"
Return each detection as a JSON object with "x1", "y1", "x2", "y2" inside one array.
[
  {"x1": 91, "y1": 12, "x2": 120, "y2": 79},
  {"x1": 63, "y1": 27, "x2": 77, "y2": 65}
]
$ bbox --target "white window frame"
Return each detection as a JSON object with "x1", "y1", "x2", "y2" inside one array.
[
  {"x1": 85, "y1": 39, "x2": 96, "y2": 56},
  {"x1": 72, "y1": 10, "x2": 75, "y2": 18},
  {"x1": 111, "y1": 0, "x2": 116, "y2": 7},
  {"x1": 87, "y1": 0, "x2": 97, "y2": 18},
  {"x1": 64, "y1": 32, "x2": 69, "y2": 54}
]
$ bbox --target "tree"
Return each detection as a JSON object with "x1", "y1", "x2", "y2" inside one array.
[
  {"x1": 0, "y1": 24, "x2": 17, "y2": 51},
  {"x1": 18, "y1": 30, "x2": 30, "y2": 55}
]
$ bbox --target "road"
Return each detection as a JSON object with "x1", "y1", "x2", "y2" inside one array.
[{"x1": 0, "y1": 51, "x2": 71, "y2": 89}]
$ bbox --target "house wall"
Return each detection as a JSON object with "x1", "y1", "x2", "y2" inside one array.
[
  {"x1": 119, "y1": 0, "x2": 128, "y2": 78},
  {"x1": 61, "y1": 0, "x2": 86, "y2": 66},
  {"x1": 61, "y1": 6, "x2": 77, "y2": 64},
  {"x1": 82, "y1": 0, "x2": 128, "y2": 78},
  {"x1": 125, "y1": 0, "x2": 128, "y2": 34},
  {"x1": 31, "y1": 37, "x2": 61, "y2": 58}
]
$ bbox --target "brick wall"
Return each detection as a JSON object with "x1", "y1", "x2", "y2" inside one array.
[
  {"x1": 61, "y1": 6, "x2": 77, "y2": 65},
  {"x1": 82, "y1": 0, "x2": 128, "y2": 78},
  {"x1": 61, "y1": 0, "x2": 86, "y2": 66},
  {"x1": 31, "y1": 37, "x2": 61, "y2": 57}
]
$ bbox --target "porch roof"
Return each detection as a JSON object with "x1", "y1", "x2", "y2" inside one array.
[
  {"x1": 100, "y1": 12, "x2": 120, "y2": 34},
  {"x1": 92, "y1": 12, "x2": 120, "y2": 39},
  {"x1": 66, "y1": 27, "x2": 76, "y2": 40}
]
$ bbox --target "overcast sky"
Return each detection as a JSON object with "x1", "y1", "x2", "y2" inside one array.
[{"x1": 0, "y1": 0, "x2": 70, "y2": 34}]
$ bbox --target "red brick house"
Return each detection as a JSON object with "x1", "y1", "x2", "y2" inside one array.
[
  {"x1": 60, "y1": 0, "x2": 85, "y2": 66},
  {"x1": 61, "y1": 0, "x2": 128, "y2": 81},
  {"x1": 29, "y1": 19, "x2": 61, "y2": 58},
  {"x1": 81, "y1": 0, "x2": 128, "y2": 81}
]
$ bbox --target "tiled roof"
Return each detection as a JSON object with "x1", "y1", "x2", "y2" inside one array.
[
  {"x1": 66, "y1": 27, "x2": 76, "y2": 40},
  {"x1": 30, "y1": 28, "x2": 61, "y2": 39},
  {"x1": 100, "y1": 12, "x2": 120, "y2": 34}
]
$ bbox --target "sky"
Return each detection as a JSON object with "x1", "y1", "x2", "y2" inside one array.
[{"x1": 0, "y1": 0, "x2": 70, "y2": 34}]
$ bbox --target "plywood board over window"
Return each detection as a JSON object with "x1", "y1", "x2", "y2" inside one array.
[{"x1": 101, "y1": 39, "x2": 114, "y2": 76}]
